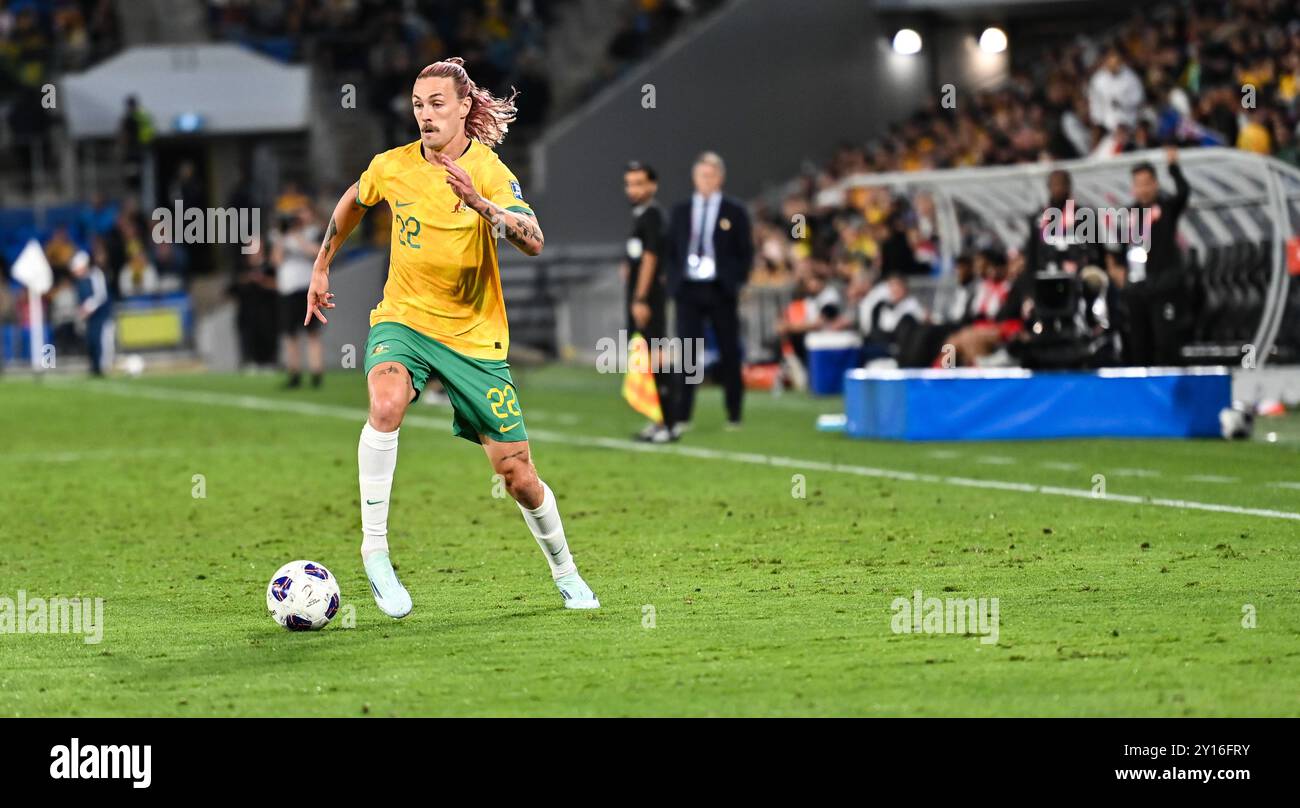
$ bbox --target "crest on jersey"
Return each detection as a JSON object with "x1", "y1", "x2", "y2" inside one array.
[
  {"x1": 509, "y1": 181, "x2": 523, "y2": 200},
  {"x1": 371, "y1": 343, "x2": 390, "y2": 356}
]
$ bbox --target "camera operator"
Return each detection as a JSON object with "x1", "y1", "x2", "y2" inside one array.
[
  {"x1": 1013, "y1": 169, "x2": 1122, "y2": 368},
  {"x1": 1024, "y1": 170, "x2": 1103, "y2": 276}
]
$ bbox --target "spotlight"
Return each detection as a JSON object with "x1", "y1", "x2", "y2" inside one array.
[
  {"x1": 979, "y1": 27, "x2": 1008, "y2": 54},
  {"x1": 892, "y1": 29, "x2": 922, "y2": 55}
]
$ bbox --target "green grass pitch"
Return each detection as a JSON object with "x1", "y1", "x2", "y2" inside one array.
[{"x1": 2, "y1": 366, "x2": 1298, "y2": 716}]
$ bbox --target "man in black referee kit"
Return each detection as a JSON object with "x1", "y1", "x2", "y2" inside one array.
[{"x1": 622, "y1": 160, "x2": 677, "y2": 443}]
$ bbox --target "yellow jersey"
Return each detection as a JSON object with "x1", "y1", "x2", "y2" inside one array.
[{"x1": 356, "y1": 139, "x2": 532, "y2": 360}]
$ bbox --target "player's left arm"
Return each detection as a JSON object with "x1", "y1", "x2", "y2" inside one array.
[
  {"x1": 432, "y1": 149, "x2": 544, "y2": 256},
  {"x1": 471, "y1": 195, "x2": 544, "y2": 257}
]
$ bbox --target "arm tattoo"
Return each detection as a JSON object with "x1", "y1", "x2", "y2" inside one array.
[
  {"x1": 318, "y1": 183, "x2": 359, "y2": 264},
  {"x1": 317, "y1": 215, "x2": 339, "y2": 263},
  {"x1": 471, "y1": 198, "x2": 542, "y2": 252}
]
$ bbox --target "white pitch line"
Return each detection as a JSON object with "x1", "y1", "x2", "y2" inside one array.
[
  {"x1": 1, "y1": 447, "x2": 186, "y2": 464},
  {"x1": 1270, "y1": 482, "x2": 1300, "y2": 490},
  {"x1": 1040, "y1": 461, "x2": 1080, "y2": 471},
  {"x1": 53, "y1": 381, "x2": 1300, "y2": 523},
  {"x1": 1110, "y1": 468, "x2": 1162, "y2": 478},
  {"x1": 1185, "y1": 474, "x2": 1239, "y2": 484},
  {"x1": 976, "y1": 455, "x2": 1015, "y2": 465}
]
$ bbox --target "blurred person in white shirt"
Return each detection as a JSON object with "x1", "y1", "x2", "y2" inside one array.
[
  {"x1": 272, "y1": 204, "x2": 324, "y2": 388},
  {"x1": 1088, "y1": 47, "x2": 1145, "y2": 132}
]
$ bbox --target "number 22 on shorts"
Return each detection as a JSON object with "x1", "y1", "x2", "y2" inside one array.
[{"x1": 486, "y1": 385, "x2": 521, "y2": 421}]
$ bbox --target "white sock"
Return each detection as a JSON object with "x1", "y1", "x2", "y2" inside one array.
[
  {"x1": 518, "y1": 481, "x2": 576, "y2": 579},
  {"x1": 358, "y1": 421, "x2": 399, "y2": 560}
]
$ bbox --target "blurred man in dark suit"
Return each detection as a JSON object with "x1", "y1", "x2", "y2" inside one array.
[{"x1": 666, "y1": 151, "x2": 754, "y2": 431}]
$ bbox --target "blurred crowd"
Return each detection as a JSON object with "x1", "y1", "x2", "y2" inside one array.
[
  {"x1": 228, "y1": 182, "x2": 332, "y2": 383},
  {"x1": 4, "y1": 0, "x2": 714, "y2": 157},
  {"x1": 859, "y1": 1, "x2": 1295, "y2": 172},
  {"x1": 582, "y1": 0, "x2": 726, "y2": 103},
  {"x1": 743, "y1": 0, "x2": 1299, "y2": 381},
  {"x1": 205, "y1": 0, "x2": 720, "y2": 140},
  {"x1": 6, "y1": 0, "x2": 1294, "y2": 382},
  {"x1": 0, "y1": 0, "x2": 118, "y2": 79},
  {"x1": 207, "y1": 0, "x2": 554, "y2": 144},
  {"x1": 4, "y1": 0, "x2": 717, "y2": 376},
  {"x1": 0, "y1": 187, "x2": 192, "y2": 371},
  {"x1": 0, "y1": 0, "x2": 121, "y2": 160}
]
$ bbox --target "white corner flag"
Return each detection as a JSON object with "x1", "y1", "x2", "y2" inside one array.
[{"x1": 11, "y1": 238, "x2": 53, "y2": 370}]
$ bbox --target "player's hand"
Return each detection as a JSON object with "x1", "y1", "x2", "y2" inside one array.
[
  {"x1": 431, "y1": 148, "x2": 481, "y2": 208},
  {"x1": 632, "y1": 301, "x2": 652, "y2": 329},
  {"x1": 304, "y1": 268, "x2": 334, "y2": 326},
  {"x1": 1165, "y1": 146, "x2": 1178, "y2": 165}
]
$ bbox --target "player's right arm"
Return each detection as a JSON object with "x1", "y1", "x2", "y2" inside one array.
[{"x1": 305, "y1": 182, "x2": 368, "y2": 325}]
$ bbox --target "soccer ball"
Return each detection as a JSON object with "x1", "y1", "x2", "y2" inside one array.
[
  {"x1": 266, "y1": 560, "x2": 341, "y2": 631},
  {"x1": 1218, "y1": 406, "x2": 1254, "y2": 440},
  {"x1": 122, "y1": 354, "x2": 145, "y2": 377}
]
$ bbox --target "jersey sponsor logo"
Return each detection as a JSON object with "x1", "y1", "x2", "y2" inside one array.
[
  {"x1": 500, "y1": 421, "x2": 522, "y2": 433},
  {"x1": 395, "y1": 201, "x2": 415, "y2": 207}
]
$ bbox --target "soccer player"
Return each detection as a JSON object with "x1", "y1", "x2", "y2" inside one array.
[{"x1": 304, "y1": 58, "x2": 599, "y2": 616}]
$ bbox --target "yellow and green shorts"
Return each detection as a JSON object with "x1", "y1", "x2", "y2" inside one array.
[{"x1": 364, "y1": 321, "x2": 527, "y2": 444}]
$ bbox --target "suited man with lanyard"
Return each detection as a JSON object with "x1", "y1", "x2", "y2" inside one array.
[{"x1": 666, "y1": 151, "x2": 754, "y2": 431}]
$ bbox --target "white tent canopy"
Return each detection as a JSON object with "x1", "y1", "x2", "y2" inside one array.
[{"x1": 61, "y1": 44, "x2": 311, "y2": 138}]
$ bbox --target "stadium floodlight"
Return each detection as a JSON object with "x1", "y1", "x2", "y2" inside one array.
[
  {"x1": 892, "y1": 29, "x2": 922, "y2": 55},
  {"x1": 174, "y1": 112, "x2": 205, "y2": 133},
  {"x1": 979, "y1": 27, "x2": 1008, "y2": 54}
]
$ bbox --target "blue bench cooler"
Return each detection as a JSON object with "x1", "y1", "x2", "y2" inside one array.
[
  {"x1": 806, "y1": 331, "x2": 862, "y2": 396},
  {"x1": 843, "y1": 367, "x2": 1232, "y2": 441}
]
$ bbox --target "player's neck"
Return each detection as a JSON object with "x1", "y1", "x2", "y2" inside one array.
[{"x1": 423, "y1": 131, "x2": 472, "y2": 164}]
